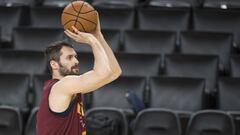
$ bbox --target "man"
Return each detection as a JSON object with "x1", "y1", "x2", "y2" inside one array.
[{"x1": 36, "y1": 13, "x2": 122, "y2": 135}]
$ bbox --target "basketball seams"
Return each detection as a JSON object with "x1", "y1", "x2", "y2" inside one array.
[
  {"x1": 71, "y1": 2, "x2": 79, "y2": 14},
  {"x1": 62, "y1": 12, "x2": 97, "y2": 26},
  {"x1": 62, "y1": 1, "x2": 97, "y2": 32},
  {"x1": 76, "y1": 21, "x2": 86, "y2": 32},
  {"x1": 79, "y1": 10, "x2": 96, "y2": 14}
]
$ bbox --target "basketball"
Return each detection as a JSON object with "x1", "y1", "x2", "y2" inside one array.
[{"x1": 61, "y1": 1, "x2": 98, "y2": 33}]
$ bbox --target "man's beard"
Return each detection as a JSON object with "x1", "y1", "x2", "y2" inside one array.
[{"x1": 58, "y1": 62, "x2": 80, "y2": 76}]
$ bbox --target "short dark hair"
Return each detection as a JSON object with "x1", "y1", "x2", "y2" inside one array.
[{"x1": 45, "y1": 41, "x2": 73, "y2": 73}]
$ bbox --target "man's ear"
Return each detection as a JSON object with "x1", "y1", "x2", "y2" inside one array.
[{"x1": 50, "y1": 60, "x2": 59, "y2": 70}]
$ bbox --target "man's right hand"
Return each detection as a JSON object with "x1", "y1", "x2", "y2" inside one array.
[{"x1": 64, "y1": 26, "x2": 97, "y2": 45}]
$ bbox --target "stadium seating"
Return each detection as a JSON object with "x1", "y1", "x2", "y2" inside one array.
[
  {"x1": 137, "y1": 7, "x2": 190, "y2": 32},
  {"x1": 0, "y1": 106, "x2": 22, "y2": 135},
  {"x1": 230, "y1": 55, "x2": 240, "y2": 77},
  {"x1": 90, "y1": 76, "x2": 146, "y2": 111},
  {"x1": 193, "y1": 8, "x2": 240, "y2": 47},
  {"x1": 13, "y1": 27, "x2": 64, "y2": 51},
  {"x1": 123, "y1": 30, "x2": 177, "y2": 56},
  {"x1": 116, "y1": 53, "x2": 161, "y2": 77},
  {"x1": 0, "y1": 50, "x2": 46, "y2": 75},
  {"x1": 0, "y1": 73, "x2": 30, "y2": 113},
  {"x1": 180, "y1": 31, "x2": 233, "y2": 73},
  {"x1": 96, "y1": 7, "x2": 135, "y2": 30},
  {"x1": 0, "y1": 6, "x2": 23, "y2": 42},
  {"x1": 133, "y1": 108, "x2": 181, "y2": 135},
  {"x1": 29, "y1": 6, "x2": 63, "y2": 28},
  {"x1": 186, "y1": 110, "x2": 235, "y2": 135},
  {"x1": 149, "y1": 77, "x2": 205, "y2": 112},
  {"x1": 164, "y1": 54, "x2": 219, "y2": 93}
]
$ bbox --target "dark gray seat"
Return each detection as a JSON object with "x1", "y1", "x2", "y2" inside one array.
[
  {"x1": 124, "y1": 30, "x2": 176, "y2": 56},
  {"x1": 116, "y1": 53, "x2": 161, "y2": 77},
  {"x1": 13, "y1": 27, "x2": 64, "y2": 51},
  {"x1": 230, "y1": 55, "x2": 240, "y2": 77},
  {"x1": 164, "y1": 54, "x2": 219, "y2": 93},
  {"x1": 0, "y1": 6, "x2": 22, "y2": 42},
  {"x1": 180, "y1": 31, "x2": 233, "y2": 72},
  {"x1": 186, "y1": 110, "x2": 235, "y2": 135},
  {"x1": 138, "y1": 7, "x2": 190, "y2": 32},
  {"x1": 149, "y1": 77, "x2": 205, "y2": 112},
  {"x1": 193, "y1": 8, "x2": 240, "y2": 47},
  {"x1": 30, "y1": 6, "x2": 63, "y2": 28},
  {"x1": 0, "y1": 50, "x2": 46, "y2": 75},
  {"x1": 91, "y1": 76, "x2": 146, "y2": 112},
  {"x1": 0, "y1": 73, "x2": 30, "y2": 113},
  {"x1": 133, "y1": 108, "x2": 181, "y2": 135},
  {"x1": 0, "y1": 106, "x2": 22, "y2": 135}
]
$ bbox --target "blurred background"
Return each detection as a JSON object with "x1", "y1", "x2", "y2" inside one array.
[{"x1": 0, "y1": 0, "x2": 240, "y2": 135}]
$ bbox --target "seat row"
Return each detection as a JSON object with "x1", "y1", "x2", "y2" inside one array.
[
  {"x1": 2, "y1": 73, "x2": 240, "y2": 114},
  {"x1": 2, "y1": 6, "x2": 240, "y2": 46},
  {"x1": 1, "y1": 73, "x2": 240, "y2": 134},
  {"x1": 1, "y1": 0, "x2": 240, "y2": 8},
  {"x1": 1, "y1": 28, "x2": 238, "y2": 72}
]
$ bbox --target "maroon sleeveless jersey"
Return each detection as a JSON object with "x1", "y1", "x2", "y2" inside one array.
[{"x1": 36, "y1": 79, "x2": 86, "y2": 135}]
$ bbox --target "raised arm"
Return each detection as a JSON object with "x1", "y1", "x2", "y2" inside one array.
[
  {"x1": 91, "y1": 12, "x2": 122, "y2": 80},
  {"x1": 52, "y1": 26, "x2": 116, "y2": 95}
]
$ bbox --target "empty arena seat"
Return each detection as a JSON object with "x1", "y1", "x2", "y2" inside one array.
[
  {"x1": 0, "y1": 6, "x2": 22, "y2": 42},
  {"x1": 96, "y1": 7, "x2": 135, "y2": 30},
  {"x1": 218, "y1": 77, "x2": 240, "y2": 111},
  {"x1": 124, "y1": 30, "x2": 177, "y2": 56},
  {"x1": 13, "y1": 27, "x2": 64, "y2": 51},
  {"x1": 133, "y1": 108, "x2": 181, "y2": 135},
  {"x1": 0, "y1": 73, "x2": 30, "y2": 112},
  {"x1": 0, "y1": 50, "x2": 46, "y2": 75},
  {"x1": 116, "y1": 53, "x2": 161, "y2": 77},
  {"x1": 186, "y1": 110, "x2": 235, "y2": 135},
  {"x1": 193, "y1": 8, "x2": 240, "y2": 47},
  {"x1": 30, "y1": 6, "x2": 63, "y2": 28},
  {"x1": 0, "y1": 106, "x2": 22, "y2": 135},
  {"x1": 138, "y1": 7, "x2": 190, "y2": 32},
  {"x1": 164, "y1": 54, "x2": 219, "y2": 93},
  {"x1": 149, "y1": 77, "x2": 205, "y2": 112},
  {"x1": 180, "y1": 31, "x2": 233, "y2": 72},
  {"x1": 91, "y1": 76, "x2": 146, "y2": 111},
  {"x1": 230, "y1": 55, "x2": 240, "y2": 77}
]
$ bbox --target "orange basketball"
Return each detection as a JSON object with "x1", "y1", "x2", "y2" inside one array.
[{"x1": 61, "y1": 1, "x2": 98, "y2": 33}]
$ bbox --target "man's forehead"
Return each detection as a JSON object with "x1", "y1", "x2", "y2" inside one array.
[{"x1": 61, "y1": 46, "x2": 77, "y2": 56}]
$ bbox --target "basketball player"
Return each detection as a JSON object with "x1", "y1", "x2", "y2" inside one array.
[{"x1": 36, "y1": 13, "x2": 122, "y2": 135}]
